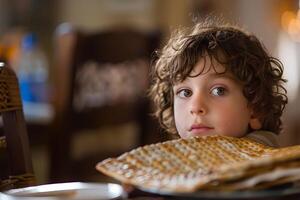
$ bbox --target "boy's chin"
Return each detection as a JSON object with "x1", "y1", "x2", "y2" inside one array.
[{"x1": 183, "y1": 130, "x2": 217, "y2": 138}]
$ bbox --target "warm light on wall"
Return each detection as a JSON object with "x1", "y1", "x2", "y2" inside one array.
[
  {"x1": 278, "y1": 1, "x2": 300, "y2": 101},
  {"x1": 281, "y1": 4, "x2": 300, "y2": 42}
]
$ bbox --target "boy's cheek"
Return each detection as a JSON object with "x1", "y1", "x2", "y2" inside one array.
[{"x1": 174, "y1": 116, "x2": 187, "y2": 138}]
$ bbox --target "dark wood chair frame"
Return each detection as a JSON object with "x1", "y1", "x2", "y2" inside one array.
[
  {"x1": 0, "y1": 62, "x2": 35, "y2": 190},
  {"x1": 50, "y1": 27, "x2": 163, "y2": 182}
]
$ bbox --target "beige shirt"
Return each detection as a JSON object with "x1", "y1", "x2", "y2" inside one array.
[{"x1": 245, "y1": 130, "x2": 280, "y2": 148}]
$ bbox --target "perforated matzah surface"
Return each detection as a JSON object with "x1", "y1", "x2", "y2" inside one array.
[{"x1": 96, "y1": 135, "x2": 300, "y2": 192}]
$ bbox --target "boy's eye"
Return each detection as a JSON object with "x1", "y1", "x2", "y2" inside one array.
[
  {"x1": 177, "y1": 89, "x2": 192, "y2": 98},
  {"x1": 211, "y1": 87, "x2": 226, "y2": 96}
]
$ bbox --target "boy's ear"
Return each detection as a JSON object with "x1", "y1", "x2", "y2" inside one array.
[
  {"x1": 249, "y1": 118, "x2": 262, "y2": 130},
  {"x1": 249, "y1": 113, "x2": 262, "y2": 130}
]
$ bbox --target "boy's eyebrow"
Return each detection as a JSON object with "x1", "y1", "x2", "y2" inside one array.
[
  {"x1": 209, "y1": 72, "x2": 236, "y2": 80},
  {"x1": 208, "y1": 72, "x2": 242, "y2": 84},
  {"x1": 173, "y1": 71, "x2": 240, "y2": 87}
]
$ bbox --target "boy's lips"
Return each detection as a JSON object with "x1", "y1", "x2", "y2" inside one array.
[{"x1": 188, "y1": 124, "x2": 214, "y2": 135}]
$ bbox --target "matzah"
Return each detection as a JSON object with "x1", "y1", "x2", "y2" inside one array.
[{"x1": 96, "y1": 135, "x2": 300, "y2": 192}]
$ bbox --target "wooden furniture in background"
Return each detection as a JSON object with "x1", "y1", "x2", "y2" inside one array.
[
  {"x1": 50, "y1": 24, "x2": 163, "y2": 182},
  {"x1": 0, "y1": 62, "x2": 35, "y2": 191}
]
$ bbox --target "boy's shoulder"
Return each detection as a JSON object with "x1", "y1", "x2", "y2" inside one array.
[{"x1": 245, "y1": 130, "x2": 279, "y2": 148}]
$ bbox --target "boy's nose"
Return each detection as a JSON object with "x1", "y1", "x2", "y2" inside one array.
[
  {"x1": 190, "y1": 107, "x2": 206, "y2": 115},
  {"x1": 189, "y1": 95, "x2": 207, "y2": 115}
]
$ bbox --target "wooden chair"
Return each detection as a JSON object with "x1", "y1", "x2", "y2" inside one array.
[
  {"x1": 0, "y1": 62, "x2": 35, "y2": 191},
  {"x1": 50, "y1": 24, "x2": 163, "y2": 182}
]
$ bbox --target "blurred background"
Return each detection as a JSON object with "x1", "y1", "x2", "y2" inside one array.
[{"x1": 1, "y1": 0, "x2": 300, "y2": 185}]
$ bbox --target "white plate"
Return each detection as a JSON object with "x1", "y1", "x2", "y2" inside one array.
[
  {"x1": 139, "y1": 183, "x2": 300, "y2": 199},
  {"x1": 3, "y1": 182, "x2": 124, "y2": 200}
]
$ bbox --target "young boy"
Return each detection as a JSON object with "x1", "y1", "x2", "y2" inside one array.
[{"x1": 149, "y1": 20, "x2": 288, "y2": 147}]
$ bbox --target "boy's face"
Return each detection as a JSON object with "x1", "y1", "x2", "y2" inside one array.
[{"x1": 173, "y1": 57, "x2": 261, "y2": 138}]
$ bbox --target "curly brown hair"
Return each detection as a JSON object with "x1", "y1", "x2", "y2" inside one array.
[{"x1": 149, "y1": 21, "x2": 288, "y2": 135}]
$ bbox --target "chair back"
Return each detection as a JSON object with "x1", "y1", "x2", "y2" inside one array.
[
  {"x1": 50, "y1": 25, "x2": 162, "y2": 181},
  {"x1": 0, "y1": 62, "x2": 35, "y2": 190}
]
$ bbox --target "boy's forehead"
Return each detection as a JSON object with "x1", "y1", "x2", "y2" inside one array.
[
  {"x1": 191, "y1": 56, "x2": 227, "y2": 76},
  {"x1": 188, "y1": 56, "x2": 240, "y2": 83}
]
